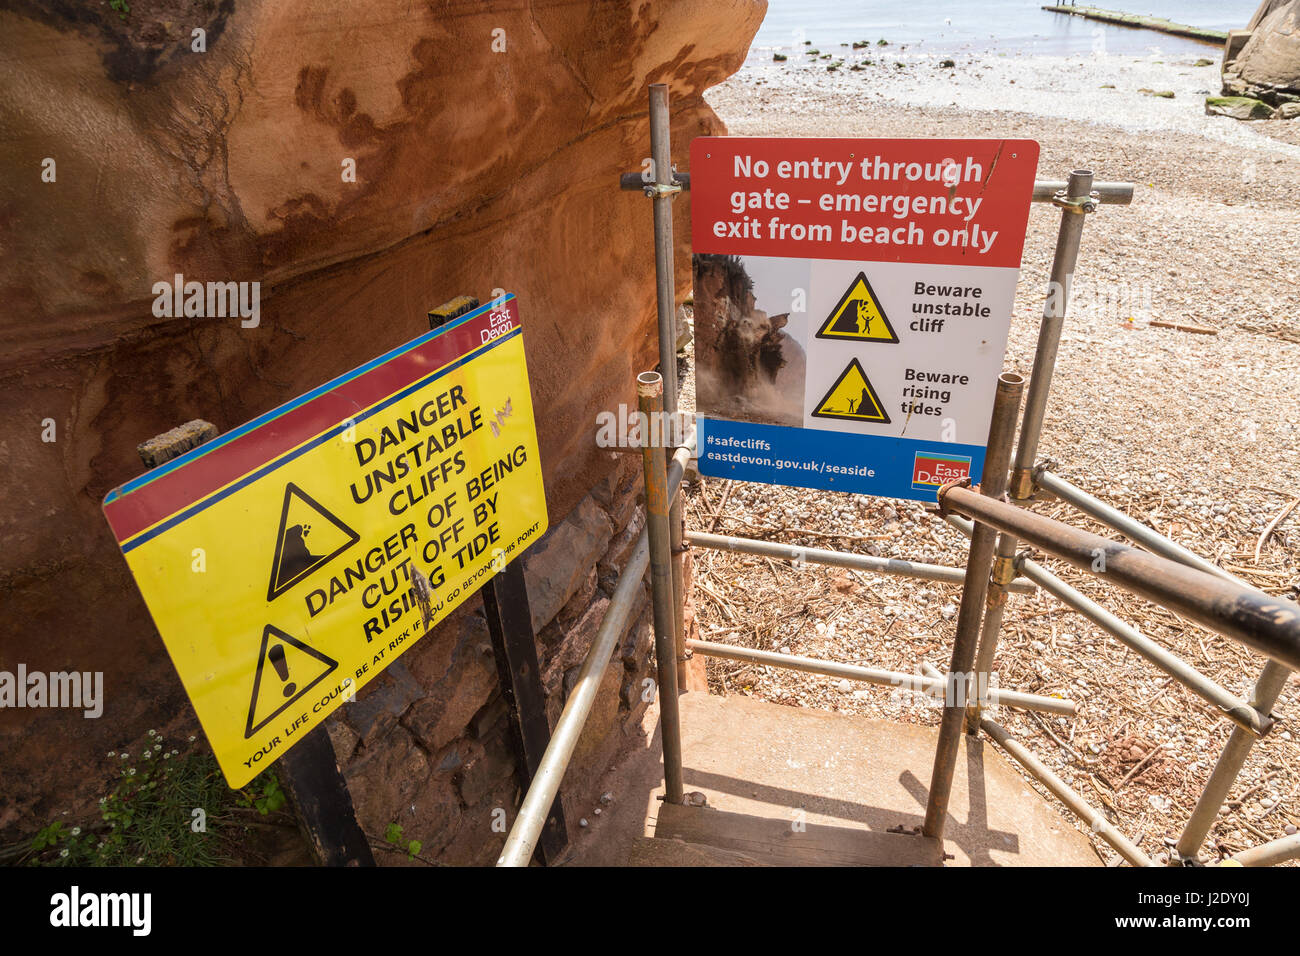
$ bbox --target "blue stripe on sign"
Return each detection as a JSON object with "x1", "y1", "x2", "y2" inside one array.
[
  {"x1": 120, "y1": 325, "x2": 521, "y2": 554},
  {"x1": 696, "y1": 416, "x2": 986, "y2": 504},
  {"x1": 105, "y1": 295, "x2": 514, "y2": 504}
]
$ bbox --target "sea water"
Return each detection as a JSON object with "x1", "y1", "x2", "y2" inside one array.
[{"x1": 753, "y1": 0, "x2": 1262, "y2": 58}]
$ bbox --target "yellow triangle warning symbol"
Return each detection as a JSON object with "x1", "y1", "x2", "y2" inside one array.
[
  {"x1": 245, "y1": 624, "x2": 339, "y2": 738},
  {"x1": 811, "y1": 358, "x2": 892, "y2": 424},
  {"x1": 267, "y1": 483, "x2": 360, "y2": 601},
  {"x1": 816, "y1": 271, "x2": 899, "y2": 343}
]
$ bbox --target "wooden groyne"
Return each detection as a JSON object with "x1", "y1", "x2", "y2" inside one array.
[{"x1": 1041, "y1": 5, "x2": 1228, "y2": 44}]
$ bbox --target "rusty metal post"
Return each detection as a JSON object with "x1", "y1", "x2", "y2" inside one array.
[
  {"x1": 1011, "y1": 169, "x2": 1094, "y2": 502},
  {"x1": 968, "y1": 374, "x2": 1026, "y2": 732},
  {"x1": 648, "y1": 84, "x2": 687, "y2": 687},
  {"x1": 938, "y1": 487, "x2": 1300, "y2": 674},
  {"x1": 639, "y1": 371, "x2": 684, "y2": 804},
  {"x1": 922, "y1": 373, "x2": 1024, "y2": 841}
]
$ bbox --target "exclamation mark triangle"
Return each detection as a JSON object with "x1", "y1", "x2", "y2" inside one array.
[{"x1": 245, "y1": 624, "x2": 338, "y2": 738}]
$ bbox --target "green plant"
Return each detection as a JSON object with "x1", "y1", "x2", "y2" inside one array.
[
  {"x1": 110, "y1": 0, "x2": 130, "y2": 21},
  {"x1": 385, "y1": 822, "x2": 423, "y2": 861},
  {"x1": 772, "y1": 53, "x2": 787, "y2": 62},
  {"x1": 237, "y1": 773, "x2": 287, "y2": 816},
  {"x1": 877, "y1": 37, "x2": 889, "y2": 46},
  {"x1": 24, "y1": 731, "x2": 282, "y2": 867}
]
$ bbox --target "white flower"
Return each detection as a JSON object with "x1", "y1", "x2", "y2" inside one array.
[
  {"x1": 163, "y1": 753, "x2": 171, "y2": 759},
  {"x1": 188, "y1": 735, "x2": 196, "y2": 742},
  {"x1": 107, "y1": 751, "x2": 116, "y2": 758},
  {"x1": 154, "y1": 743, "x2": 161, "y2": 751},
  {"x1": 59, "y1": 849, "x2": 69, "y2": 858},
  {"x1": 71, "y1": 827, "x2": 81, "y2": 836},
  {"x1": 135, "y1": 856, "x2": 144, "y2": 864},
  {"x1": 147, "y1": 729, "x2": 156, "y2": 737},
  {"x1": 127, "y1": 768, "x2": 136, "y2": 775},
  {"x1": 120, "y1": 753, "x2": 129, "y2": 760}
]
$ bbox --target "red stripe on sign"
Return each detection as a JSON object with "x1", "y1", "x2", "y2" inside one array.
[
  {"x1": 103, "y1": 305, "x2": 507, "y2": 544},
  {"x1": 690, "y1": 137, "x2": 1039, "y2": 268}
]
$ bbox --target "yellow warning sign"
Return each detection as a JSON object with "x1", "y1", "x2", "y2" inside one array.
[
  {"x1": 816, "y1": 271, "x2": 899, "y2": 343},
  {"x1": 811, "y1": 358, "x2": 892, "y2": 424},
  {"x1": 103, "y1": 298, "x2": 548, "y2": 786}
]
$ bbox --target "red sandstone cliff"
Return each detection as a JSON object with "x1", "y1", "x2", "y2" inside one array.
[{"x1": 0, "y1": 0, "x2": 764, "y2": 843}]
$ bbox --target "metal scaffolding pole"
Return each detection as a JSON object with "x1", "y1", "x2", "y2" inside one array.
[
  {"x1": 980, "y1": 715, "x2": 1152, "y2": 866},
  {"x1": 939, "y1": 486, "x2": 1300, "y2": 674},
  {"x1": 1035, "y1": 471, "x2": 1293, "y2": 862},
  {"x1": 971, "y1": 171, "x2": 1095, "y2": 730},
  {"x1": 1175, "y1": 659, "x2": 1291, "y2": 861},
  {"x1": 1010, "y1": 169, "x2": 1094, "y2": 502},
  {"x1": 688, "y1": 639, "x2": 1077, "y2": 716},
  {"x1": 1037, "y1": 470, "x2": 1237, "y2": 581},
  {"x1": 647, "y1": 84, "x2": 687, "y2": 685},
  {"x1": 497, "y1": 440, "x2": 693, "y2": 866},
  {"x1": 1228, "y1": 831, "x2": 1300, "y2": 867},
  {"x1": 686, "y1": 531, "x2": 1036, "y2": 592},
  {"x1": 923, "y1": 372, "x2": 1024, "y2": 840},
  {"x1": 638, "y1": 371, "x2": 684, "y2": 805}
]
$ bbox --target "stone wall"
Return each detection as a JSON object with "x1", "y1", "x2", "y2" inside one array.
[
  {"x1": 0, "y1": 0, "x2": 764, "y2": 849},
  {"x1": 333, "y1": 454, "x2": 653, "y2": 864}
]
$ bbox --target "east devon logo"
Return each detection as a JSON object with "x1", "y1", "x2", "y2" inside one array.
[{"x1": 912, "y1": 451, "x2": 971, "y2": 492}]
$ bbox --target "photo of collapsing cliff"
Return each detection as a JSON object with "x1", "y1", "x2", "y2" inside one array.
[{"x1": 692, "y1": 253, "x2": 807, "y2": 427}]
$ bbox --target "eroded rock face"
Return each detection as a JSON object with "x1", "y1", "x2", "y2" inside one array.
[
  {"x1": 0, "y1": 0, "x2": 764, "y2": 840},
  {"x1": 693, "y1": 253, "x2": 806, "y2": 427}
]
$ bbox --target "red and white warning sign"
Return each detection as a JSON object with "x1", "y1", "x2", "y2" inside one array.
[{"x1": 690, "y1": 137, "x2": 1038, "y2": 500}]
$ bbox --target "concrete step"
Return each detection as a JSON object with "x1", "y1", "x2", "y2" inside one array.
[
  {"x1": 661, "y1": 692, "x2": 1102, "y2": 867},
  {"x1": 653, "y1": 802, "x2": 943, "y2": 866},
  {"x1": 563, "y1": 690, "x2": 1104, "y2": 866},
  {"x1": 626, "y1": 835, "x2": 766, "y2": 866}
]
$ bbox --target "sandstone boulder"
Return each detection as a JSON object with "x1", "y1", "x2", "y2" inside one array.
[{"x1": 1224, "y1": 0, "x2": 1300, "y2": 97}]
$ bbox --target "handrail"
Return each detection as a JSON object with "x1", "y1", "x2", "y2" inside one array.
[
  {"x1": 686, "y1": 530, "x2": 1037, "y2": 593},
  {"x1": 687, "y1": 638, "x2": 1077, "y2": 716},
  {"x1": 939, "y1": 485, "x2": 1300, "y2": 673},
  {"x1": 944, "y1": 513, "x2": 1270, "y2": 735},
  {"x1": 497, "y1": 437, "x2": 693, "y2": 867},
  {"x1": 1035, "y1": 470, "x2": 1240, "y2": 583}
]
